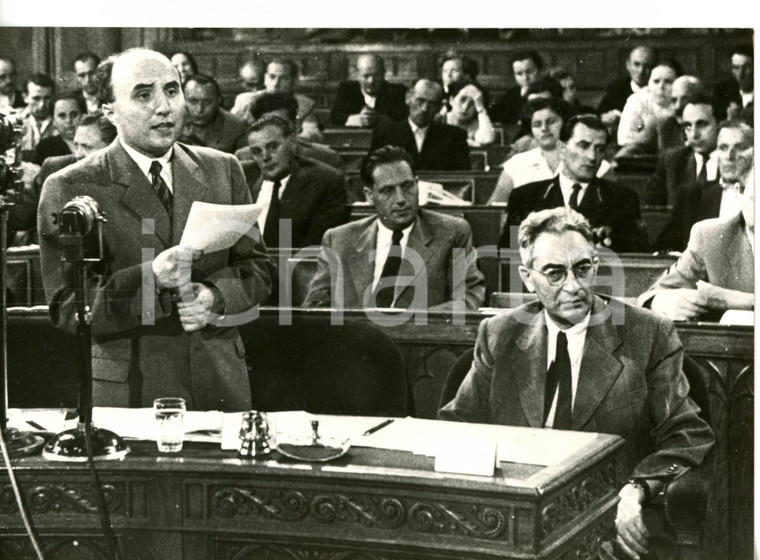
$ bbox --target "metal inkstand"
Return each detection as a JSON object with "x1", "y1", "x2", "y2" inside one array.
[{"x1": 0, "y1": 114, "x2": 45, "y2": 457}]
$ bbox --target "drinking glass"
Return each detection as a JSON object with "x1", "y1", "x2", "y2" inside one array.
[{"x1": 153, "y1": 397, "x2": 186, "y2": 453}]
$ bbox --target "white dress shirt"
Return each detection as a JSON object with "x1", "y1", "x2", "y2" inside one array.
[
  {"x1": 362, "y1": 92, "x2": 377, "y2": 109},
  {"x1": 543, "y1": 311, "x2": 590, "y2": 428},
  {"x1": 120, "y1": 139, "x2": 174, "y2": 192},
  {"x1": 409, "y1": 119, "x2": 428, "y2": 153},
  {"x1": 558, "y1": 170, "x2": 590, "y2": 207},
  {"x1": 371, "y1": 219, "x2": 414, "y2": 291},
  {"x1": 694, "y1": 152, "x2": 718, "y2": 183},
  {"x1": 255, "y1": 175, "x2": 291, "y2": 231},
  {"x1": 740, "y1": 90, "x2": 754, "y2": 108},
  {"x1": 718, "y1": 181, "x2": 744, "y2": 219}
]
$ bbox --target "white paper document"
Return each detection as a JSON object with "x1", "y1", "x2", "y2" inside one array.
[{"x1": 180, "y1": 202, "x2": 263, "y2": 252}]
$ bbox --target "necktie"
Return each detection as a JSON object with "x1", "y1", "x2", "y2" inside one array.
[
  {"x1": 149, "y1": 161, "x2": 173, "y2": 219},
  {"x1": 569, "y1": 184, "x2": 582, "y2": 210},
  {"x1": 374, "y1": 229, "x2": 404, "y2": 308},
  {"x1": 263, "y1": 180, "x2": 281, "y2": 248},
  {"x1": 544, "y1": 331, "x2": 573, "y2": 430},
  {"x1": 414, "y1": 127, "x2": 426, "y2": 153},
  {"x1": 696, "y1": 156, "x2": 708, "y2": 190}
]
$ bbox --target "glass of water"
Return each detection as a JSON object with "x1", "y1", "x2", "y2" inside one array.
[{"x1": 153, "y1": 397, "x2": 186, "y2": 453}]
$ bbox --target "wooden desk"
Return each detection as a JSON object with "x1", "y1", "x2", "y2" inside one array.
[{"x1": 1, "y1": 427, "x2": 623, "y2": 559}]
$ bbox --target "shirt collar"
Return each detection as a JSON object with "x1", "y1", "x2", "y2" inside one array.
[
  {"x1": 559, "y1": 170, "x2": 589, "y2": 190},
  {"x1": 544, "y1": 309, "x2": 591, "y2": 337},
  {"x1": 263, "y1": 174, "x2": 290, "y2": 191},
  {"x1": 120, "y1": 138, "x2": 173, "y2": 178},
  {"x1": 376, "y1": 217, "x2": 415, "y2": 247},
  {"x1": 408, "y1": 119, "x2": 428, "y2": 134}
]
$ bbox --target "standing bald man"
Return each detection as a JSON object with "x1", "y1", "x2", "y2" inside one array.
[
  {"x1": 330, "y1": 54, "x2": 408, "y2": 127},
  {"x1": 38, "y1": 48, "x2": 274, "y2": 411},
  {"x1": 371, "y1": 79, "x2": 470, "y2": 171}
]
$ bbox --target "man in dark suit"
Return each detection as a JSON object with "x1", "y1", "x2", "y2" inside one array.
[
  {"x1": 32, "y1": 93, "x2": 86, "y2": 165},
  {"x1": 303, "y1": 146, "x2": 484, "y2": 311},
  {"x1": 330, "y1": 54, "x2": 407, "y2": 127},
  {"x1": 441, "y1": 207, "x2": 714, "y2": 560},
  {"x1": 499, "y1": 115, "x2": 649, "y2": 253},
  {"x1": 179, "y1": 74, "x2": 248, "y2": 154},
  {"x1": 371, "y1": 79, "x2": 470, "y2": 171},
  {"x1": 713, "y1": 45, "x2": 753, "y2": 122},
  {"x1": 38, "y1": 48, "x2": 275, "y2": 411},
  {"x1": 640, "y1": 174, "x2": 753, "y2": 321},
  {"x1": 654, "y1": 120, "x2": 752, "y2": 252},
  {"x1": 645, "y1": 96, "x2": 720, "y2": 207},
  {"x1": 246, "y1": 115, "x2": 349, "y2": 249},
  {"x1": 0, "y1": 57, "x2": 25, "y2": 110},
  {"x1": 488, "y1": 50, "x2": 543, "y2": 127},
  {"x1": 73, "y1": 52, "x2": 102, "y2": 114},
  {"x1": 598, "y1": 45, "x2": 657, "y2": 117}
]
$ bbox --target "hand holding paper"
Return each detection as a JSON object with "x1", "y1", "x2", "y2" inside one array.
[{"x1": 180, "y1": 202, "x2": 264, "y2": 253}]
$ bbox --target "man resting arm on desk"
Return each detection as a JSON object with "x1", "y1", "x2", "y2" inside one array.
[{"x1": 440, "y1": 207, "x2": 713, "y2": 560}]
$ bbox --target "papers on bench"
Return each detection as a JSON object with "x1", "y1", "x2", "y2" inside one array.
[
  {"x1": 418, "y1": 180, "x2": 471, "y2": 206},
  {"x1": 720, "y1": 309, "x2": 754, "y2": 325}
]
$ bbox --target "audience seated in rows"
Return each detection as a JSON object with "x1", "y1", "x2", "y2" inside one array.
[
  {"x1": 0, "y1": 57, "x2": 25, "y2": 110},
  {"x1": 654, "y1": 75, "x2": 703, "y2": 153},
  {"x1": 235, "y1": 92, "x2": 342, "y2": 171},
  {"x1": 32, "y1": 93, "x2": 85, "y2": 165},
  {"x1": 303, "y1": 145, "x2": 484, "y2": 311},
  {"x1": 443, "y1": 82, "x2": 496, "y2": 147},
  {"x1": 617, "y1": 58, "x2": 682, "y2": 151},
  {"x1": 598, "y1": 45, "x2": 657, "y2": 128},
  {"x1": 713, "y1": 45, "x2": 753, "y2": 122},
  {"x1": 645, "y1": 94, "x2": 719, "y2": 206},
  {"x1": 438, "y1": 50, "x2": 489, "y2": 118},
  {"x1": 488, "y1": 49, "x2": 543, "y2": 126},
  {"x1": 330, "y1": 54, "x2": 407, "y2": 127},
  {"x1": 73, "y1": 51, "x2": 102, "y2": 114},
  {"x1": 19, "y1": 73, "x2": 56, "y2": 156},
  {"x1": 246, "y1": 115, "x2": 349, "y2": 249},
  {"x1": 488, "y1": 97, "x2": 609, "y2": 205},
  {"x1": 640, "y1": 168, "x2": 753, "y2": 321},
  {"x1": 371, "y1": 79, "x2": 470, "y2": 171},
  {"x1": 655, "y1": 119, "x2": 749, "y2": 252},
  {"x1": 499, "y1": 114, "x2": 649, "y2": 253},
  {"x1": 179, "y1": 73, "x2": 248, "y2": 153}
]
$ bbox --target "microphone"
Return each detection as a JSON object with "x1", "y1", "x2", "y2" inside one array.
[{"x1": 58, "y1": 196, "x2": 105, "y2": 263}]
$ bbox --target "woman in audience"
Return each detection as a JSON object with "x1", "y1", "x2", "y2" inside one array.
[
  {"x1": 439, "y1": 51, "x2": 488, "y2": 117},
  {"x1": 488, "y1": 97, "x2": 609, "y2": 204},
  {"x1": 445, "y1": 83, "x2": 496, "y2": 147},
  {"x1": 170, "y1": 51, "x2": 199, "y2": 85},
  {"x1": 617, "y1": 59, "x2": 682, "y2": 150},
  {"x1": 548, "y1": 67, "x2": 596, "y2": 115}
]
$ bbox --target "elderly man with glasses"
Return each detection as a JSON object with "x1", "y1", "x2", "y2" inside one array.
[{"x1": 441, "y1": 206, "x2": 714, "y2": 560}]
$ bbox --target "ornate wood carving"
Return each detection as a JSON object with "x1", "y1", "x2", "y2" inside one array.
[
  {"x1": 221, "y1": 541, "x2": 398, "y2": 560},
  {"x1": 25, "y1": 483, "x2": 123, "y2": 515},
  {"x1": 554, "y1": 517, "x2": 616, "y2": 560}
]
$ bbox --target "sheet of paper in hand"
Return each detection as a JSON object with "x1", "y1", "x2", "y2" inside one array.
[{"x1": 180, "y1": 202, "x2": 264, "y2": 252}]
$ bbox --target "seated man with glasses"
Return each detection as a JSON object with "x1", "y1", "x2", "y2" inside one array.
[{"x1": 440, "y1": 207, "x2": 713, "y2": 560}]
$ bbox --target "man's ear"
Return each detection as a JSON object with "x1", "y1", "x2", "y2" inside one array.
[
  {"x1": 101, "y1": 102, "x2": 117, "y2": 126},
  {"x1": 518, "y1": 266, "x2": 536, "y2": 293}
]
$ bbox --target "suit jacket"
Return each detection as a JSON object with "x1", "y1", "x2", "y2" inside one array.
[
  {"x1": 713, "y1": 78, "x2": 742, "y2": 121},
  {"x1": 439, "y1": 296, "x2": 714, "y2": 480},
  {"x1": 639, "y1": 213, "x2": 754, "y2": 311},
  {"x1": 32, "y1": 135, "x2": 72, "y2": 166},
  {"x1": 645, "y1": 146, "x2": 714, "y2": 206},
  {"x1": 487, "y1": 86, "x2": 524, "y2": 126},
  {"x1": 598, "y1": 77, "x2": 635, "y2": 114},
  {"x1": 38, "y1": 140, "x2": 275, "y2": 411},
  {"x1": 247, "y1": 156, "x2": 350, "y2": 248},
  {"x1": 371, "y1": 120, "x2": 470, "y2": 171},
  {"x1": 302, "y1": 209, "x2": 485, "y2": 311},
  {"x1": 656, "y1": 116, "x2": 686, "y2": 153},
  {"x1": 654, "y1": 180, "x2": 723, "y2": 252},
  {"x1": 330, "y1": 81, "x2": 408, "y2": 126},
  {"x1": 179, "y1": 108, "x2": 248, "y2": 154},
  {"x1": 500, "y1": 175, "x2": 650, "y2": 253}
]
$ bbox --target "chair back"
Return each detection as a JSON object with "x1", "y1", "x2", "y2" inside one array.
[{"x1": 437, "y1": 348, "x2": 475, "y2": 412}]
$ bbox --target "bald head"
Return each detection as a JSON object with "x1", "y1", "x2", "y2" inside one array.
[
  {"x1": 626, "y1": 46, "x2": 657, "y2": 87},
  {"x1": 670, "y1": 75, "x2": 703, "y2": 118},
  {"x1": 239, "y1": 59, "x2": 265, "y2": 91},
  {"x1": 357, "y1": 54, "x2": 386, "y2": 97},
  {"x1": 406, "y1": 79, "x2": 444, "y2": 128}
]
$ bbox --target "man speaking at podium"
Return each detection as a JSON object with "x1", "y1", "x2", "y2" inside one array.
[{"x1": 38, "y1": 49, "x2": 274, "y2": 411}]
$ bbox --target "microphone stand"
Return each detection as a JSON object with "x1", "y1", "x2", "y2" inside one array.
[
  {"x1": 43, "y1": 209, "x2": 128, "y2": 461},
  {"x1": 0, "y1": 195, "x2": 44, "y2": 457}
]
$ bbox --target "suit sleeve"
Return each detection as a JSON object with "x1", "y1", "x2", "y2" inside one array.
[
  {"x1": 438, "y1": 317, "x2": 495, "y2": 423},
  {"x1": 429, "y1": 222, "x2": 485, "y2": 313},
  {"x1": 330, "y1": 83, "x2": 354, "y2": 126},
  {"x1": 200, "y1": 155, "x2": 276, "y2": 315},
  {"x1": 629, "y1": 316, "x2": 714, "y2": 479},
  {"x1": 644, "y1": 152, "x2": 669, "y2": 206},
  {"x1": 305, "y1": 171, "x2": 350, "y2": 246},
  {"x1": 610, "y1": 187, "x2": 650, "y2": 253},
  {"x1": 370, "y1": 124, "x2": 388, "y2": 151},
  {"x1": 499, "y1": 188, "x2": 526, "y2": 248},
  {"x1": 598, "y1": 81, "x2": 624, "y2": 114},
  {"x1": 450, "y1": 127, "x2": 471, "y2": 171},
  {"x1": 301, "y1": 229, "x2": 337, "y2": 308}
]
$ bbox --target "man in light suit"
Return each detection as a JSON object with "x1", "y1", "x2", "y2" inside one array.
[
  {"x1": 38, "y1": 48, "x2": 275, "y2": 411},
  {"x1": 441, "y1": 207, "x2": 713, "y2": 560},
  {"x1": 303, "y1": 146, "x2": 484, "y2": 311},
  {"x1": 639, "y1": 176, "x2": 754, "y2": 322},
  {"x1": 330, "y1": 54, "x2": 408, "y2": 127},
  {"x1": 371, "y1": 79, "x2": 470, "y2": 171}
]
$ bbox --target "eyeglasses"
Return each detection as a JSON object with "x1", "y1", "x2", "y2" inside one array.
[{"x1": 522, "y1": 259, "x2": 598, "y2": 286}]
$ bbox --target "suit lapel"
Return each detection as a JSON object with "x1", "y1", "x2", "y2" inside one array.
[
  {"x1": 537, "y1": 176, "x2": 564, "y2": 211},
  {"x1": 108, "y1": 141, "x2": 172, "y2": 247},
  {"x1": 572, "y1": 298, "x2": 624, "y2": 430},
  {"x1": 514, "y1": 309, "x2": 549, "y2": 427},
  {"x1": 394, "y1": 214, "x2": 434, "y2": 306},
  {"x1": 279, "y1": 159, "x2": 308, "y2": 217},
  {"x1": 401, "y1": 122, "x2": 419, "y2": 156},
  {"x1": 346, "y1": 219, "x2": 377, "y2": 304},
  {"x1": 171, "y1": 144, "x2": 207, "y2": 244},
  {"x1": 578, "y1": 179, "x2": 602, "y2": 215}
]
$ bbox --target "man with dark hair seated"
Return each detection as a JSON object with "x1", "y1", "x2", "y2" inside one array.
[
  {"x1": 371, "y1": 79, "x2": 470, "y2": 171},
  {"x1": 488, "y1": 50, "x2": 544, "y2": 127},
  {"x1": 713, "y1": 45, "x2": 753, "y2": 122},
  {"x1": 73, "y1": 51, "x2": 102, "y2": 114},
  {"x1": 303, "y1": 145, "x2": 484, "y2": 311},
  {"x1": 179, "y1": 73, "x2": 248, "y2": 153},
  {"x1": 499, "y1": 114, "x2": 649, "y2": 253},
  {"x1": 19, "y1": 73, "x2": 56, "y2": 157},
  {"x1": 441, "y1": 206, "x2": 714, "y2": 560},
  {"x1": 246, "y1": 115, "x2": 349, "y2": 249},
  {"x1": 32, "y1": 92, "x2": 85, "y2": 164},
  {"x1": 330, "y1": 54, "x2": 407, "y2": 127}
]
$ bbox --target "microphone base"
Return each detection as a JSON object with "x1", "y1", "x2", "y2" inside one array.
[
  {"x1": 42, "y1": 422, "x2": 129, "y2": 462},
  {"x1": 1, "y1": 427, "x2": 45, "y2": 458}
]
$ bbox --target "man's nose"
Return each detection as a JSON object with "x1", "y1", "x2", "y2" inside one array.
[
  {"x1": 154, "y1": 91, "x2": 171, "y2": 114},
  {"x1": 392, "y1": 187, "x2": 408, "y2": 204}
]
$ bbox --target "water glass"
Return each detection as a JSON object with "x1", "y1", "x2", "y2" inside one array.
[{"x1": 153, "y1": 397, "x2": 186, "y2": 453}]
